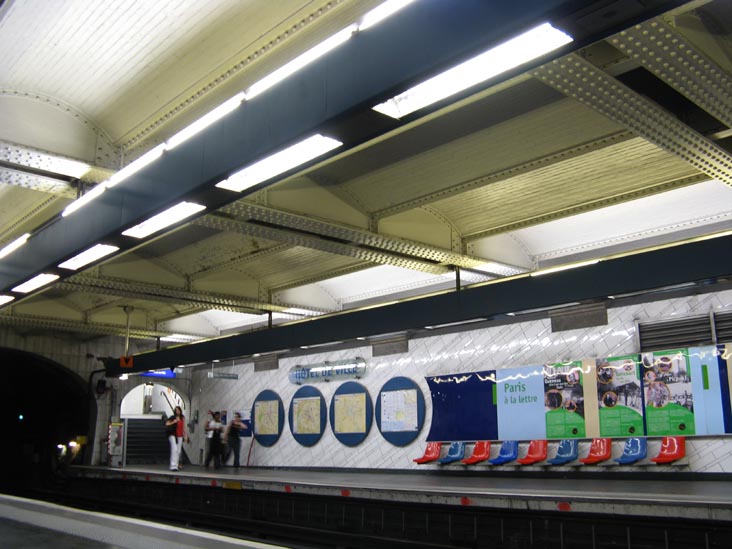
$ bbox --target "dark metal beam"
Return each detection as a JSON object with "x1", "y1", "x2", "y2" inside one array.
[
  {"x1": 102, "y1": 233, "x2": 732, "y2": 375},
  {"x1": 0, "y1": 0, "x2": 682, "y2": 294}
]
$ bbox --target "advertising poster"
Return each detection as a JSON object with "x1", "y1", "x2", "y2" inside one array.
[
  {"x1": 642, "y1": 349, "x2": 695, "y2": 436},
  {"x1": 688, "y1": 346, "x2": 726, "y2": 435},
  {"x1": 595, "y1": 355, "x2": 643, "y2": 437},
  {"x1": 496, "y1": 365, "x2": 546, "y2": 440},
  {"x1": 425, "y1": 370, "x2": 498, "y2": 442},
  {"x1": 544, "y1": 361, "x2": 586, "y2": 439}
]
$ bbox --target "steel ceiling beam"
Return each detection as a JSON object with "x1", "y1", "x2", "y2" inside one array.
[
  {"x1": 102, "y1": 232, "x2": 732, "y2": 375},
  {"x1": 219, "y1": 202, "x2": 525, "y2": 276},
  {"x1": 56, "y1": 275, "x2": 326, "y2": 315},
  {"x1": 0, "y1": 0, "x2": 679, "y2": 295},
  {"x1": 0, "y1": 312, "x2": 204, "y2": 340},
  {"x1": 0, "y1": 166, "x2": 76, "y2": 197},
  {"x1": 532, "y1": 53, "x2": 732, "y2": 186},
  {"x1": 195, "y1": 214, "x2": 450, "y2": 275},
  {"x1": 609, "y1": 18, "x2": 732, "y2": 130}
]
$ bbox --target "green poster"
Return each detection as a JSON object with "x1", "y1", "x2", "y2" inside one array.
[
  {"x1": 544, "y1": 361, "x2": 586, "y2": 439},
  {"x1": 596, "y1": 355, "x2": 644, "y2": 437},
  {"x1": 642, "y1": 349, "x2": 695, "y2": 436}
]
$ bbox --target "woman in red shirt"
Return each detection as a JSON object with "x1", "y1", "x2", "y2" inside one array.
[{"x1": 165, "y1": 406, "x2": 188, "y2": 471}]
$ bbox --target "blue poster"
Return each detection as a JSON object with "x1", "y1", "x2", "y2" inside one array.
[
  {"x1": 425, "y1": 370, "x2": 498, "y2": 442},
  {"x1": 689, "y1": 346, "x2": 726, "y2": 435},
  {"x1": 496, "y1": 365, "x2": 546, "y2": 440}
]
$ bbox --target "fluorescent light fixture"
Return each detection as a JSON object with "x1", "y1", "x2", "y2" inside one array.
[
  {"x1": 58, "y1": 244, "x2": 120, "y2": 270},
  {"x1": 246, "y1": 24, "x2": 357, "y2": 99},
  {"x1": 161, "y1": 333, "x2": 201, "y2": 342},
  {"x1": 530, "y1": 259, "x2": 599, "y2": 277},
  {"x1": 165, "y1": 93, "x2": 246, "y2": 150},
  {"x1": 122, "y1": 201, "x2": 206, "y2": 239},
  {"x1": 283, "y1": 307, "x2": 322, "y2": 316},
  {"x1": 358, "y1": 0, "x2": 417, "y2": 31},
  {"x1": 118, "y1": 374, "x2": 128, "y2": 381},
  {"x1": 216, "y1": 134, "x2": 342, "y2": 192},
  {"x1": 107, "y1": 144, "x2": 166, "y2": 188},
  {"x1": 0, "y1": 233, "x2": 30, "y2": 259},
  {"x1": 62, "y1": 182, "x2": 108, "y2": 217},
  {"x1": 0, "y1": 295, "x2": 15, "y2": 306},
  {"x1": 373, "y1": 22, "x2": 572, "y2": 118},
  {"x1": 12, "y1": 273, "x2": 60, "y2": 293}
]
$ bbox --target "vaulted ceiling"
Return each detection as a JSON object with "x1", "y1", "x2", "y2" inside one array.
[{"x1": 1, "y1": 0, "x2": 731, "y2": 348}]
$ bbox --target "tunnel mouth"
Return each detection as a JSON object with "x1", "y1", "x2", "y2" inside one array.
[{"x1": 0, "y1": 347, "x2": 90, "y2": 494}]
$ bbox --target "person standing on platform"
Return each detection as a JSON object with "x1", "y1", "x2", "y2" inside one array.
[
  {"x1": 204, "y1": 411, "x2": 224, "y2": 469},
  {"x1": 165, "y1": 406, "x2": 188, "y2": 471},
  {"x1": 224, "y1": 412, "x2": 247, "y2": 468}
]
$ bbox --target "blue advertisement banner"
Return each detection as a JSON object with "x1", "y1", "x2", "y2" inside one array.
[{"x1": 426, "y1": 370, "x2": 498, "y2": 442}]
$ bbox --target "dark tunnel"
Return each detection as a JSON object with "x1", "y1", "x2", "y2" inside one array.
[{"x1": 0, "y1": 347, "x2": 91, "y2": 494}]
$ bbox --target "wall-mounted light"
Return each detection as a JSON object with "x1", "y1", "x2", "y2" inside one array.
[
  {"x1": 373, "y1": 22, "x2": 572, "y2": 119},
  {"x1": 165, "y1": 93, "x2": 246, "y2": 150},
  {"x1": 107, "y1": 144, "x2": 166, "y2": 188},
  {"x1": 358, "y1": 0, "x2": 416, "y2": 31},
  {"x1": 122, "y1": 202, "x2": 206, "y2": 239},
  {"x1": 246, "y1": 25, "x2": 357, "y2": 99},
  {"x1": 62, "y1": 183, "x2": 107, "y2": 217},
  {"x1": 216, "y1": 134, "x2": 343, "y2": 192},
  {"x1": 12, "y1": 273, "x2": 60, "y2": 293},
  {"x1": 0, "y1": 233, "x2": 31, "y2": 259},
  {"x1": 530, "y1": 259, "x2": 599, "y2": 277}
]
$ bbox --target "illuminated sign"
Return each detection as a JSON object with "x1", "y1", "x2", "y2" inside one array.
[
  {"x1": 289, "y1": 358, "x2": 366, "y2": 384},
  {"x1": 140, "y1": 369, "x2": 176, "y2": 378}
]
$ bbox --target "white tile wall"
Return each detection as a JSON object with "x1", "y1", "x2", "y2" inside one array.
[{"x1": 2, "y1": 288, "x2": 732, "y2": 472}]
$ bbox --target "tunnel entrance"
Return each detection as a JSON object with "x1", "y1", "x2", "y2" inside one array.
[{"x1": 0, "y1": 347, "x2": 90, "y2": 493}]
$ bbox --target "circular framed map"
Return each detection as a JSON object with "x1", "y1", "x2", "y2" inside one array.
[
  {"x1": 252, "y1": 389, "x2": 284, "y2": 447},
  {"x1": 288, "y1": 385, "x2": 327, "y2": 447},
  {"x1": 329, "y1": 381, "x2": 373, "y2": 447}
]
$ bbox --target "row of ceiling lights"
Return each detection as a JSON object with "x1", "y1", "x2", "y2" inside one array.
[{"x1": 0, "y1": 0, "x2": 574, "y2": 310}]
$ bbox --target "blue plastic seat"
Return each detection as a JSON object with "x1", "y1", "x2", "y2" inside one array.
[
  {"x1": 615, "y1": 437, "x2": 647, "y2": 464},
  {"x1": 547, "y1": 439, "x2": 578, "y2": 465},
  {"x1": 489, "y1": 440, "x2": 519, "y2": 465},
  {"x1": 438, "y1": 441, "x2": 466, "y2": 464}
]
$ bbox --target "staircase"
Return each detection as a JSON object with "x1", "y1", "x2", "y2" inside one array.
[{"x1": 124, "y1": 417, "x2": 190, "y2": 465}]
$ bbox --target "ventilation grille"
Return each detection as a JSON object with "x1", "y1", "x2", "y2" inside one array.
[
  {"x1": 638, "y1": 314, "x2": 714, "y2": 352},
  {"x1": 715, "y1": 311, "x2": 732, "y2": 343}
]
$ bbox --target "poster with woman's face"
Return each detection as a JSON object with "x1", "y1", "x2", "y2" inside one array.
[
  {"x1": 544, "y1": 361, "x2": 586, "y2": 438},
  {"x1": 641, "y1": 349, "x2": 695, "y2": 436},
  {"x1": 595, "y1": 355, "x2": 643, "y2": 437}
]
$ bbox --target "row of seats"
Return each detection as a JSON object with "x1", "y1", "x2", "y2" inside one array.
[{"x1": 413, "y1": 436, "x2": 686, "y2": 466}]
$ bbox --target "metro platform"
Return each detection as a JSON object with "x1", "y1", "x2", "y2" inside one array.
[
  {"x1": 56, "y1": 464, "x2": 732, "y2": 548},
  {"x1": 72, "y1": 464, "x2": 732, "y2": 522}
]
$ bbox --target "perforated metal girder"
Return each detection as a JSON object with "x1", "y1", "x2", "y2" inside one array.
[{"x1": 533, "y1": 54, "x2": 732, "y2": 186}]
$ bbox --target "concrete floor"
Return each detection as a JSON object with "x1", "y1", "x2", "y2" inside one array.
[{"x1": 0, "y1": 517, "x2": 124, "y2": 548}]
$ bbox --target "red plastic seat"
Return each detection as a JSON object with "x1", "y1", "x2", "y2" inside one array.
[
  {"x1": 651, "y1": 436, "x2": 686, "y2": 464},
  {"x1": 461, "y1": 441, "x2": 491, "y2": 465},
  {"x1": 580, "y1": 438, "x2": 612, "y2": 464},
  {"x1": 517, "y1": 439, "x2": 547, "y2": 465},
  {"x1": 413, "y1": 442, "x2": 442, "y2": 464}
]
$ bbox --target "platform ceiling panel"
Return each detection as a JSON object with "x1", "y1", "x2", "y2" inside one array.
[
  {"x1": 432, "y1": 137, "x2": 703, "y2": 238},
  {"x1": 337, "y1": 97, "x2": 627, "y2": 215}
]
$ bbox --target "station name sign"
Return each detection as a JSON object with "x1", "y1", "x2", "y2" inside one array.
[{"x1": 289, "y1": 358, "x2": 366, "y2": 384}]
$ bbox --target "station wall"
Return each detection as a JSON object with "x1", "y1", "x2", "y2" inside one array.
[{"x1": 186, "y1": 288, "x2": 732, "y2": 474}]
